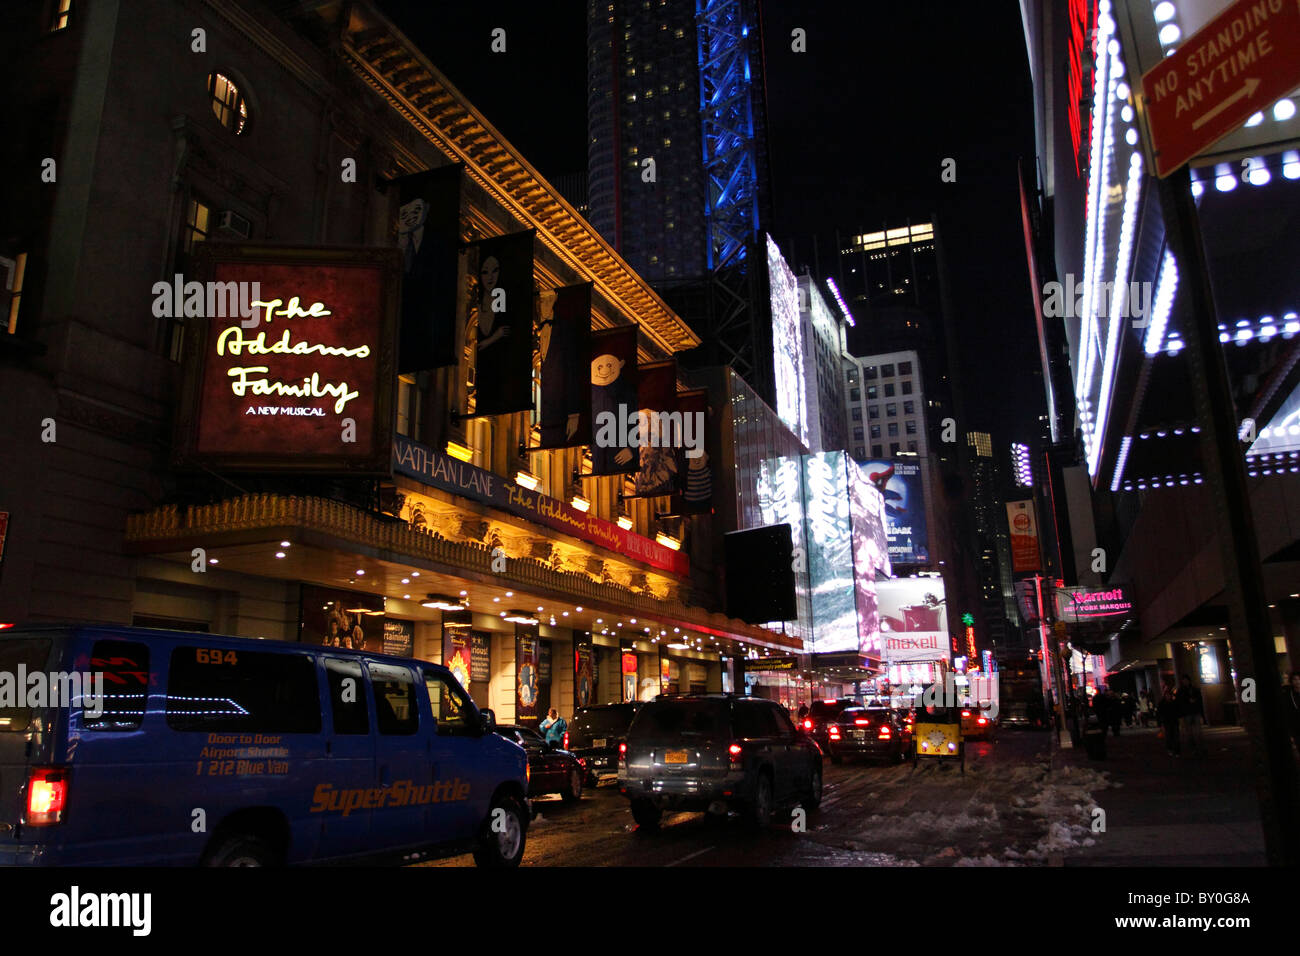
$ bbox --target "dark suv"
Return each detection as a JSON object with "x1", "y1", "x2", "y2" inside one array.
[
  {"x1": 565, "y1": 703, "x2": 641, "y2": 785},
  {"x1": 823, "y1": 707, "x2": 912, "y2": 764},
  {"x1": 618, "y1": 694, "x2": 822, "y2": 830},
  {"x1": 800, "y1": 698, "x2": 856, "y2": 751}
]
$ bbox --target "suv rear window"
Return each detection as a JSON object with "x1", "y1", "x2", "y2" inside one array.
[
  {"x1": 166, "y1": 647, "x2": 320, "y2": 733},
  {"x1": 0, "y1": 638, "x2": 52, "y2": 732},
  {"x1": 569, "y1": 705, "x2": 636, "y2": 739},
  {"x1": 631, "y1": 700, "x2": 728, "y2": 740},
  {"x1": 809, "y1": 700, "x2": 848, "y2": 719}
]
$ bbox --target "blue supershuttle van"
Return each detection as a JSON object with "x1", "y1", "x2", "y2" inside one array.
[{"x1": 0, "y1": 625, "x2": 529, "y2": 866}]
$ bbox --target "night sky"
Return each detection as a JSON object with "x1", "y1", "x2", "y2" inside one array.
[{"x1": 375, "y1": 0, "x2": 1046, "y2": 450}]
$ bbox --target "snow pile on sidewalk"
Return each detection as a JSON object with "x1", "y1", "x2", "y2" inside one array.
[{"x1": 1016, "y1": 764, "x2": 1110, "y2": 862}]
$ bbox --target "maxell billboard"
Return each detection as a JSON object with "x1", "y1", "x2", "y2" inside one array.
[{"x1": 878, "y1": 578, "x2": 950, "y2": 664}]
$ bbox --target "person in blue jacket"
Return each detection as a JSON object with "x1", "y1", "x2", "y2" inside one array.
[{"x1": 540, "y1": 708, "x2": 567, "y2": 747}]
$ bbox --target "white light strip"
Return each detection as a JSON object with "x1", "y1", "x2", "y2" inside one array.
[
  {"x1": 1144, "y1": 250, "x2": 1179, "y2": 355},
  {"x1": 1077, "y1": 15, "x2": 1114, "y2": 413},
  {"x1": 1111, "y1": 435, "x2": 1132, "y2": 492},
  {"x1": 1091, "y1": 150, "x2": 1144, "y2": 474}
]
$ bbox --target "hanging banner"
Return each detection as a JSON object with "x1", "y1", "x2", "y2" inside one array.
[
  {"x1": 536, "y1": 283, "x2": 592, "y2": 449},
  {"x1": 393, "y1": 164, "x2": 462, "y2": 371},
  {"x1": 174, "y1": 244, "x2": 398, "y2": 475},
  {"x1": 443, "y1": 627, "x2": 472, "y2": 691},
  {"x1": 470, "y1": 632, "x2": 492, "y2": 683},
  {"x1": 659, "y1": 652, "x2": 672, "y2": 693},
  {"x1": 470, "y1": 231, "x2": 535, "y2": 416},
  {"x1": 539, "y1": 640, "x2": 552, "y2": 683},
  {"x1": 588, "y1": 325, "x2": 640, "y2": 476},
  {"x1": 515, "y1": 624, "x2": 540, "y2": 727},
  {"x1": 628, "y1": 360, "x2": 680, "y2": 497},
  {"x1": 1006, "y1": 499, "x2": 1041, "y2": 572},
  {"x1": 574, "y1": 637, "x2": 594, "y2": 710},
  {"x1": 382, "y1": 618, "x2": 414, "y2": 657},
  {"x1": 673, "y1": 388, "x2": 713, "y2": 513}
]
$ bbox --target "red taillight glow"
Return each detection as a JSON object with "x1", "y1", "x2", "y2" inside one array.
[
  {"x1": 0, "y1": 623, "x2": 15, "y2": 630},
  {"x1": 823, "y1": 699, "x2": 837, "y2": 704},
  {"x1": 727, "y1": 743, "x2": 743, "y2": 756},
  {"x1": 802, "y1": 719, "x2": 813, "y2": 730},
  {"x1": 978, "y1": 717, "x2": 988, "y2": 725},
  {"x1": 828, "y1": 726, "x2": 841, "y2": 739},
  {"x1": 854, "y1": 718, "x2": 870, "y2": 726},
  {"x1": 728, "y1": 742, "x2": 743, "y2": 769},
  {"x1": 26, "y1": 768, "x2": 67, "y2": 825},
  {"x1": 878, "y1": 726, "x2": 891, "y2": 738},
  {"x1": 961, "y1": 710, "x2": 971, "y2": 718},
  {"x1": 618, "y1": 742, "x2": 627, "y2": 763},
  {"x1": 562, "y1": 732, "x2": 569, "y2": 750}
]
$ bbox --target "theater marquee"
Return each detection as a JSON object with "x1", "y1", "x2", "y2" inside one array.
[{"x1": 173, "y1": 244, "x2": 399, "y2": 475}]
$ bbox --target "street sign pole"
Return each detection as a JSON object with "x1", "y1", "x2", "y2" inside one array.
[{"x1": 1154, "y1": 164, "x2": 1300, "y2": 867}]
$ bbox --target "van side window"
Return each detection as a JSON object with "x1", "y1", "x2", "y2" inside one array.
[
  {"x1": 165, "y1": 648, "x2": 320, "y2": 733},
  {"x1": 424, "y1": 670, "x2": 471, "y2": 736},
  {"x1": 0, "y1": 638, "x2": 52, "y2": 733},
  {"x1": 324, "y1": 659, "x2": 368, "y2": 735},
  {"x1": 368, "y1": 663, "x2": 417, "y2": 735},
  {"x1": 84, "y1": 640, "x2": 150, "y2": 731}
]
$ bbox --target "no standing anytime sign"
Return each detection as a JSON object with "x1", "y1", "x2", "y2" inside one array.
[{"x1": 1141, "y1": 0, "x2": 1300, "y2": 178}]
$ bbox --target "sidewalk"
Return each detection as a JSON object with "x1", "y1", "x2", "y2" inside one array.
[{"x1": 1058, "y1": 723, "x2": 1268, "y2": 866}]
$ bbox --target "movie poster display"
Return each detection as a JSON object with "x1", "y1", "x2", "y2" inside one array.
[
  {"x1": 443, "y1": 628, "x2": 472, "y2": 691},
  {"x1": 470, "y1": 633, "x2": 491, "y2": 683},
  {"x1": 862, "y1": 458, "x2": 929, "y2": 565},
  {"x1": 469, "y1": 231, "x2": 534, "y2": 416},
  {"x1": 382, "y1": 618, "x2": 414, "y2": 657},
  {"x1": 515, "y1": 624, "x2": 540, "y2": 727},
  {"x1": 393, "y1": 164, "x2": 462, "y2": 371},
  {"x1": 536, "y1": 283, "x2": 592, "y2": 448},
  {"x1": 574, "y1": 637, "x2": 594, "y2": 710},
  {"x1": 299, "y1": 585, "x2": 385, "y2": 652},
  {"x1": 174, "y1": 244, "x2": 399, "y2": 475},
  {"x1": 628, "y1": 360, "x2": 679, "y2": 498}
]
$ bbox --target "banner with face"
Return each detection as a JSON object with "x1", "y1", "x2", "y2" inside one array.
[
  {"x1": 394, "y1": 164, "x2": 462, "y2": 371},
  {"x1": 470, "y1": 231, "x2": 535, "y2": 416}
]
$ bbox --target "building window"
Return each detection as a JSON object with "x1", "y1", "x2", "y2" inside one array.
[
  {"x1": 851, "y1": 407, "x2": 862, "y2": 421},
  {"x1": 4, "y1": 252, "x2": 27, "y2": 335},
  {"x1": 208, "y1": 73, "x2": 250, "y2": 135},
  {"x1": 902, "y1": 381, "x2": 913, "y2": 395},
  {"x1": 903, "y1": 400, "x2": 914, "y2": 414},
  {"x1": 853, "y1": 426, "x2": 864, "y2": 440},
  {"x1": 908, "y1": 441, "x2": 918, "y2": 453},
  {"x1": 884, "y1": 383, "x2": 896, "y2": 397},
  {"x1": 881, "y1": 364, "x2": 894, "y2": 377},
  {"x1": 890, "y1": 442, "x2": 900, "y2": 456},
  {"x1": 886, "y1": 403, "x2": 897, "y2": 417},
  {"x1": 872, "y1": 444, "x2": 883, "y2": 457},
  {"x1": 888, "y1": 423, "x2": 899, "y2": 437},
  {"x1": 899, "y1": 361, "x2": 913, "y2": 374},
  {"x1": 182, "y1": 197, "x2": 210, "y2": 254},
  {"x1": 870, "y1": 425, "x2": 881, "y2": 439},
  {"x1": 397, "y1": 374, "x2": 422, "y2": 439},
  {"x1": 867, "y1": 386, "x2": 877, "y2": 400},
  {"x1": 849, "y1": 387, "x2": 860, "y2": 403},
  {"x1": 905, "y1": 420, "x2": 917, "y2": 435},
  {"x1": 855, "y1": 445, "x2": 865, "y2": 458},
  {"x1": 50, "y1": 0, "x2": 72, "y2": 31},
  {"x1": 864, "y1": 366, "x2": 877, "y2": 380},
  {"x1": 868, "y1": 405, "x2": 879, "y2": 419}
]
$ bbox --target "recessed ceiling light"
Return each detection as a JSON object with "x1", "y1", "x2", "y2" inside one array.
[
  {"x1": 209, "y1": 558, "x2": 219, "y2": 564},
  {"x1": 280, "y1": 541, "x2": 291, "y2": 548},
  {"x1": 575, "y1": 606, "x2": 583, "y2": 612},
  {"x1": 459, "y1": 590, "x2": 467, "y2": 596},
  {"x1": 493, "y1": 597, "x2": 500, "y2": 603},
  {"x1": 401, "y1": 578, "x2": 410, "y2": 584},
  {"x1": 275, "y1": 552, "x2": 285, "y2": 559},
  {"x1": 355, "y1": 570, "x2": 364, "y2": 576},
  {"x1": 411, "y1": 572, "x2": 419, "y2": 577},
  {"x1": 506, "y1": 591, "x2": 513, "y2": 597}
]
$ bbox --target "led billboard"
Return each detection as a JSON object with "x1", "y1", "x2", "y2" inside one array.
[
  {"x1": 766, "y1": 235, "x2": 808, "y2": 448},
  {"x1": 862, "y1": 458, "x2": 929, "y2": 564},
  {"x1": 877, "y1": 577, "x2": 949, "y2": 666}
]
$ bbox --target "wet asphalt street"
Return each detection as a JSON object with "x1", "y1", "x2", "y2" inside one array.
[{"x1": 423, "y1": 729, "x2": 1084, "y2": 867}]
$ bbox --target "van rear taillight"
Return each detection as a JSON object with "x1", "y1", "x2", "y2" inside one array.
[
  {"x1": 26, "y1": 768, "x2": 68, "y2": 826},
  {"x1": 562, "y1": 731, "x2": 569, "y2": 750},
  {"x1": 618, "y1": 742, "x2": 627, "y2": 765},
  {"x1": 728, "y1": 743, "x2": 743, "y2": 770}
]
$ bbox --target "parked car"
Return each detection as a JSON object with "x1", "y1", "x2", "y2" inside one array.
[
  {"x1": 0, "y1": 624, "x2": 530, "y2": 866},
  {"x1": 799, "y1": 697, "x2": 856, "y2": 752},
  {"x1": 618, "y1": 694, "x2": 822, "y2": 830},
  {"x1": 823, "y1": 707, "x2": 912, "y2": 764},
  {"x1": 495, "y1": 724, "x2": 585, "y2": 802},
  {"x1": 565, "y1": 703, "x2": 640, "y2": 785}
]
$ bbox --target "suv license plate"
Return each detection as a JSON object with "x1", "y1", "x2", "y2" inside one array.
[
  {"x1": 664, "y1": 750, "x2": 688, "y2": 764},
  {"x1": 593, "y1": 738, "x2": 607, "y2": 749}
]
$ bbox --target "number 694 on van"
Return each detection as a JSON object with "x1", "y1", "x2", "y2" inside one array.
[{"x1": 0, "y1": 625, "x2": 531, "y2": 867}]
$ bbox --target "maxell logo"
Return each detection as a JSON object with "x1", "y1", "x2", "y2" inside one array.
[
  {"x1": 49, "y1": 886, "x2": 151, "y2": 936},
  {"x1": 0, "y1": 668, "x2": 104, "y2": 717}
]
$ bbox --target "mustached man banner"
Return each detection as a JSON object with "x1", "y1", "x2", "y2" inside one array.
[
  {"x1": 536, "y1": 283, "x2": 592, "y2": 449},
  {"x1": 673, "y1": 388, "x2": 713, "y2": 513},
  {"x1": 627, "y1": 359, "x2": 679, "y2": 498},
  {"x1": 469, "y1": 231, "x2": 535, "y2": 416},
  {"x1": 588, "y1": 325, "x2": 640, "y2": 476},
  {"x1": 393, "y1": 164, "x2": 462, "y2": 372}
]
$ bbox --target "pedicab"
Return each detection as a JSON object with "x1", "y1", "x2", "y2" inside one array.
[{"x1": 911, "y1": 700, "x2": 964, "y2": 774}]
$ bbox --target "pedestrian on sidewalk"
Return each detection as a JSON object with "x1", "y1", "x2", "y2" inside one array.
[
  {"x1": 540, "y1": 707, "x2": 567, "y2": 747},
  {"x1": 1137, "y1": 690, "x2": 1152, "y2": 728},
  {"x1": 1158, "y1": 677, "x2": 1181, "y2": 756},
  {"x1": 1123, "y1": 693, "x2": 1137, "y2": 727},
  {"x1": 1176, "y1": 675, "x2": 1206, "y2": 756},
  {"x1": 1282, "y1": 672, "x2": 1300, "y2": 758}
]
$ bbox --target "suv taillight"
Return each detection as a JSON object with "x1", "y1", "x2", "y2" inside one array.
[
  {"x1": 802, "y1": 719, "x2": 812, "y2": 731},
  {"x1": 728, "y1": 742, "x2": 743, "y2": 770},
  {"x1": 26, "y1": 767, "x2": 68, "y2": 826},
  {"x1": 878, "y1": 725, "x2": 892, "y2": 739},
  {"x1": 618, "y1": 742, "x2": 627, "y2": 765},
  {"x1": 562, "y1": 732, "x2": 569, "y2": 750},
  {"x1": 828, "y1": 725, "x2": 841, "y2": 739}
]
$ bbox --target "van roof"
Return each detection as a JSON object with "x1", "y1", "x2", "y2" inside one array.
[{"x1": 0, "y1": 623, "x2": 442, "y2": 670}]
